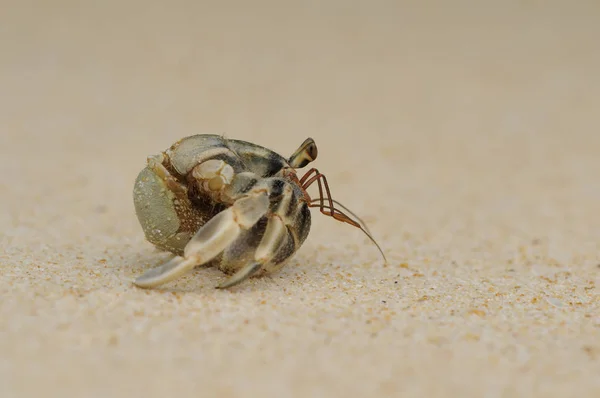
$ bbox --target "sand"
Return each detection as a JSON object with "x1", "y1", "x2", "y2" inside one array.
[{"x1": 2, "y1": 1, "x2": 600, "y2": 397}]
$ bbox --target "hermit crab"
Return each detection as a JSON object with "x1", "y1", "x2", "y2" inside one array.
[{"x1": 132, "y1": 134, "x2": 384, "y2": 289}]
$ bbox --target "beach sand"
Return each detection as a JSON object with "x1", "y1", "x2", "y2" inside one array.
[{"x1": 1, "y1": 1, "x2": 600, "y2": 397}]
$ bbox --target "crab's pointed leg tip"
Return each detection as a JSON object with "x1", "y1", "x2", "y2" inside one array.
[
  {"x1": 216, "y1": 280, "x2": 233, "y2": 289},
  {"x1": 133, "y1": 256, "x2": 198, "y2": 289},
  {"x1": 216, "y1": 277, "x2": 236, "y2": 289},
  {"x1": 216, "y1": 263, "x2": 262, "y2": 289},
  {"x1": 133, "y1": 271, "x2": 164, "y2": 289},
  {"x1": 133, "y1": 276, "x2": 152, "y2": 289}
]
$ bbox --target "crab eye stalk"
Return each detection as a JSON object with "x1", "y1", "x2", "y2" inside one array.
[{"x1": 289, "y1": 137, "x2": 318, "y2": 169}]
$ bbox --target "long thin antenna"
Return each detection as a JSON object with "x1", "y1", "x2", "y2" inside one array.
[
  {"x1": 310, "y1": 203, "x2": 387, "y2": 263},
  {"x1": 310, "y1": 198, "x2": 372, "y2": 235},
  {"x1": 300, "y1": 168, "x2": 387, "y2": 263}
]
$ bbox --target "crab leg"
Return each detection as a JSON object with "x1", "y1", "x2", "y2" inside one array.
[
  {"x1": 217, "y1": 184, "x2": 297, "y2": 289},
  {"x1": 217, "y1": 215, "x2": 287, "y2": 289},
  {"x1": 134, "y1": 192, "x2": 270, "y2": 288}
]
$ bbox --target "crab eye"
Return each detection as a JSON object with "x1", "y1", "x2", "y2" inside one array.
[
  {"x1": 306, "y1": 140, "x2": 318, "y2": 161},
  {"x1": 289, "y1": 138, "x2": 318, "y2": 169}
]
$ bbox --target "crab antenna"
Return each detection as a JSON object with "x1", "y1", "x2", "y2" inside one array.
[
  {"x1": 310, "y1": 198, "x2": 372, "y2": 235},
  {"x1": 300, "y1": 168, "x2": 387, "y2": 263},
  {"x1": 356, "y1": 222, "x2": 387, "y2": 263},
  {"x1": 309, "y1": 202, "x2": 387, "y2": 263}
]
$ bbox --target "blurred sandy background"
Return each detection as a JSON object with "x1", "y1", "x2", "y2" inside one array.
[{"x1": 1, "y1": 1, "x2": 600, "y2": 397}]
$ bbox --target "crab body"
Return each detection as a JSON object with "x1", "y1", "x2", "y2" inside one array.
[{"x1": 133, "y1": 134, "x2": 316, "y2": 288}]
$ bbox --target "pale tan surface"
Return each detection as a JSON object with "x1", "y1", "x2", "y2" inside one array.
[{"x1": 2, "y1": 1, "x2": 600, "y2": 397}]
